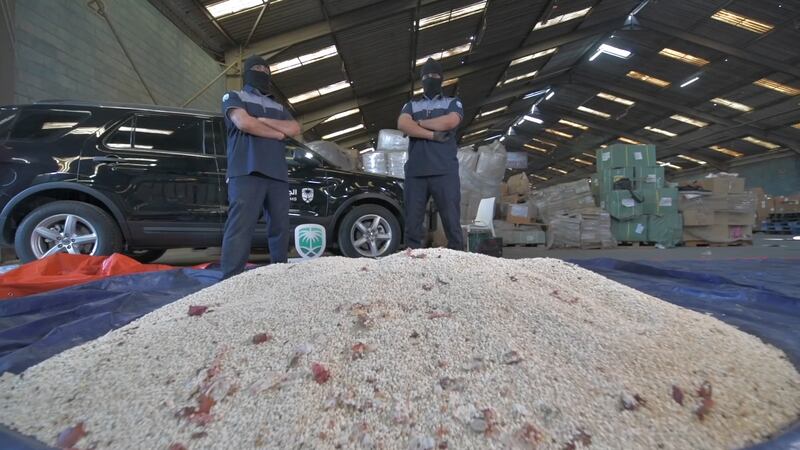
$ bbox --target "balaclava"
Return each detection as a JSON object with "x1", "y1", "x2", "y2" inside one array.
[
  {"x1": 420, "y1": 58, "x2": 443, "y2": 98},
  {"x1": 243, "y1": 55, "x2": 271, "y2": 95}
]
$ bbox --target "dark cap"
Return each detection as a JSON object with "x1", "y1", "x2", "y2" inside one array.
[{"x1": 420, "y1": 58, "x2": 443, "y2": 77}]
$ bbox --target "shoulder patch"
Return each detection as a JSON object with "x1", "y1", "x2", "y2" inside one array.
[
  {"x1": 456, "y1": 100, "x2": 462, "y2": 109},
  {"x1": 222, "y1": 93, "x2": 230, "y2": 102}
]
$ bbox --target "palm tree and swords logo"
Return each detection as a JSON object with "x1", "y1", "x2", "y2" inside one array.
[{"x1": 294, "y1": 224, "x2": 325, "y2": 258}]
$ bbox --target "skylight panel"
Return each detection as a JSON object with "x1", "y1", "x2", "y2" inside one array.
[
  {"x1": 589, "y1": 43, "x2": 631, "y2": 61},
  {"x1": 753, "y1": 78, "x2": 800, "y2": 96},
  {"x1": 533, "y1": 7, "x2": 591, "y2": 30},
  {"x1": 577, "y1": 105, "x2": 611, "y2": 119},
  {"x1": 521, "y1": 115, "x2": 544, "y2": 124},
  {"x1": 711, "y1": 97, "x2": 753, "y2": 112},
  {"x1": 709, "y1": 145, "x2": 744, "y2": 158},
  {"x1": 742, "y1": 136, "x2": 780, "y2": 149},
  {"x1": 596, "y1": 92, "x2": 634, "y2": 106},
  {"x1": 533, "y1": 138, "x2": 556, "y2": 147},
  {"x1": 711, "y1": 9, "x2": 774, "y2": 34},
  {"x1": 476, "y1": 106, "x2": 507, "y2": 118},
  {"x1": 559, "y1": 119, "x2": 588, "y2": 130},
  {"x1": 322, "y1": 108, "x2": 360, "y2": 123},
  {"x1": 270, "y1": 45, "x2": 338, "y2": 74},
  {"x1": 581, "y1": 152, "x2": 596, "y2": 159},
  {"x1": 547, "y1": 166, "x2": 569, "y2": 174},
  {"x1": 677, "y1": 154, "x2": 707, "y2": 165},
  {"x1": 419, "y1": 1, "x2": 486, "y2": 29},
  {"x1": 571, "y1": 157, "x2": 594, "y2": 166},
  {"x1": 618, "y1": 137, "x2": 642, "y2": 145},
  {"x1": 793, "y1": 123, "x2": 800, "y2": 129},
  {"x1": 462, "y1": 128, "x2": 489, "y2": 139},
  {"x1": 532, "y1": 174, "x2": 549, "y2": 181},
  {"x1": 288, "y1": 80, "x2": 350, "y2": 104},
  {"x1": 626, "y1": 71, "x2": 670, "y2": 87},
  {"x1": 643, "y1": 126, "x2": 677, "y2": 137},
  {"x1": 670, "y1": 114, "x2": 708, "y2": 127},
  {"x1": 524, "y1": 144, "x2": 548, "y2": 153},
  {"x1": 322, "y1": 124, "x2": 365, "y2": 140},
  {"x1": 658, "y1": 48, "x2": 710, "y2": 66},
  {"x1": 206, "y1": 0, "x2": 266, "y2": 18},
  {"x1": 658, "y1": 161, "x2": 683, "y2": 170},
  {"x1": 497, "y1": 71, "x2": 538, "y2": 86},
  {"x1": 416, "y1": 43, "x2": 472, "y2": 66},
  {"x1": 414, "y1": 78, "x2": 458, "y2": 95},
  {"x1": 545, "y1": 128, "x2": 573, "y2": 139},
  {"x1": 510, "y1": 48, "x2": 557, "y2": 66}
]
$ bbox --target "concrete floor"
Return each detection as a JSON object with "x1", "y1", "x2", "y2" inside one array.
[{"x1": 152, "y1": 233, "x2": 800, "y2": 266}]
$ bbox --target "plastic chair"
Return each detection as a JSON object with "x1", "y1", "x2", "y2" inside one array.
[{"x1": 462, "y1": 197, "x2": 496, "y2": 238}]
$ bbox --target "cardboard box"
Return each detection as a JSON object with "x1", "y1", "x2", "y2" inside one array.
[
  {"x1": 500, "y1": 183, "x2": 509, "y2": 196},
  {"x1": 506, "y1": 203, "x2": 536, "y2": 225},
  {"x1": 598, "y1": 167, "x2": 635, "y2": 195},
  {"x1": 634, "y1": 166, "x2": 665, "y2": 187},
  {"x1": 715, "y1": 212, "x2": 756, "y2": 226},
  {"x1": 596, "y1": 144, "x2": 657, "y2": 170},
  {"x1": 697, "y1": 176, "x2": 745, "y2": 194},
  {"x1": 647, "y1": 213, "x2": 683, "y2": 248},
  {"x1": 641, "y1": 187, "x2": 679, "y2": 216},
  {"x1": 611, "y1": 217, "x2": 648, "y2": 242},
  {"x1": 682, "y1": 209, "x2": 714, "y2": 226},
  {"x1": 682, "y1": 225, "x2": 753, "y2": 243},
  {"x1": 605, "y1": 190, "x2": 644, "y2": 220}
]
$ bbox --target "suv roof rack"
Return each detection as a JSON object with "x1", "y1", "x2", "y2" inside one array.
[{"x1": 33, "y1": 99, "x2": 221, "y2": 117}]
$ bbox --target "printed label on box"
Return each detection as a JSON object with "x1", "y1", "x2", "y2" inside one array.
[
  {"x1": 659, "y1": 197, "x2": 673, "y2": 207},
  {"x1": 510, "y1": 205, "x2": 528, "y2": 216},
  {"x1": 634, "y1": 151, "x2": 643, "y2": 160},
  {"x1": 635, "y1": 223, "x2": 645, "y2": 234},
  {"x1": 621, "y1": 198, "x2": 635, "y2": 208},
  {"x1": 601, "y1": 152, "x2": 610, "y2": 161},
  {"x1": 646, "y1": 174, "x2": 656, "y2": 183}
]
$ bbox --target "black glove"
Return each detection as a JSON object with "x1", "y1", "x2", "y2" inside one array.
[{"x1": 431, "y1": 131, "x2": 452, "y2": 142}]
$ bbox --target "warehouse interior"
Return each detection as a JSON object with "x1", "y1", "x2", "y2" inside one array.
[{"x1": 1, "y1": 0, "x2": 800, "y2": 449}]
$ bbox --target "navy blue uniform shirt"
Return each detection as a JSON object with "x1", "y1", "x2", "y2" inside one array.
[
  {"x1": 400, "y1": 94, "x2": 464, "y2": 177},
  {"x1": 221, "y1": 84, "x2": 293, "y2": 182}
]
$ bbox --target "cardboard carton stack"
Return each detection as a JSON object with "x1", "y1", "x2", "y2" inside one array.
[
  {"x1": 529, "y1": 179, "x2": 616, "y2": 249},
  {"x1": 494, "y1": 172, "x2": 546, "y2": 246},
  {"x1": 678, "y1": 174, "x2": 755, "y2": 244},
  {"x1": 458, "y1": 141, "x2": 507, "y2": 224},
  {"x1": 596, "y1": 144, "x2": 682, "y2": 247}
]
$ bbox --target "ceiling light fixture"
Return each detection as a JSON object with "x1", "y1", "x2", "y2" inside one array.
[
  {"x1": 289, "y1": 80, "x2": 350, "y2": 104},
  {"x1": 589, "y1": 43, "x2": 632, "y2": 61},
  {"x1": 709, "y1": 145, "x2": 744, "y2": 158},
  {"x1": 510, "y1": 47, "x2": 557, "y2": 66},
  {"x1": 419, "y1": 1, "x2": 487, "y2": 30},
  {"x1": 322, "y1": 108, "x2": 360, "y2": 123},
  {"x1": 416, "y1": 43, "x2": 473, "y2": 66},
  {"x1": 677, "y1": 154, "x2": 707, "y2": 165},
  {"x1": 545, "y1": 91, "x2": 555, "y2": 100},
  {"x1": 658, "y1": 48, "x2": 710, "y2": 66},
  {"x1": 680, "y1": 76, "x2": 701, "y2": 88},
  {"x1": 523, "y1": 115, "x2": 544, "y2": 124},
  {"x1": 270, "y1": 45, "x2": 338, "y2": 74},
  {"x1": 498, "y1": 71, "x2": 538, "y2": 86}
]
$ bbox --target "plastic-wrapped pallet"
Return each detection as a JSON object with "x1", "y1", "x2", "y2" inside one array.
[
  {"x1": 475, "y1": 141, "x2": 507, "y2": 181},
  {"x1": 457, "y1": 146, "x2": 479, "y2": 173},
  {"x1": 459, "y1": 142, "x2": 507, "y2": 224},
  {"x1": 546, "y1": 213, "x2": 582, "y2": 249},
  {"x1": 377, "y1": 129, "x2": 409, "y2": 152},
  {"x1": 305, "y1": 141, "x2": 356, "y2": 171},
  {"x1": 530, "y1": 179, "x2": 596, "y2": 222},
  {"x1": 386, "y1": 152, "x2": 407, "y2": 179},
  {"x1": 362, "y1": 152, "x2": 388, "y2": 176},
  {"x1": 579, "y1": 208, "x2": 617, "y2": 249}
]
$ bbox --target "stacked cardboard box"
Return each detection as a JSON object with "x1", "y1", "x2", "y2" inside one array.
[
  {"x1": 491, "y1": 172, "x2": 545, "y2": 246},
  {"x1": 529, "y1": 179, "x2": 616, "y2": 249},
  {"x1": 459, "y1": 142, "x2": 507, "y2": 224},
  {"x1": 596, "y1": 145, "x2": 682, "y2": 247},
  {"x1": 678, "y1": 175, "x2": 755, "y2": 244}
]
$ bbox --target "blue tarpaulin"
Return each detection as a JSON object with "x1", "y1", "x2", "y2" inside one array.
[{"x1": 0, "y1": 258, "x2": 798, "y2": 449}]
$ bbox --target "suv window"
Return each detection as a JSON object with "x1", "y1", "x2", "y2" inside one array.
[
  {"x1": 8, "y1": 109, "x2": 90, "y2": 141},
  {"x1": 106, "y1": 117, "x2": 133, "y2": 149},
  {"x1": 133, "y1": 115, "x2": 204, "y2": 154},
  {"x1": 0, "y1": 108, "x2": 17, "y2": 137}
]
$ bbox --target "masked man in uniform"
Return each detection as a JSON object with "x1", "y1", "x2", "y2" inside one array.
[
  {"x1": 396, "y1": 58, "x2": 464, "y2": 251},
  {"x1": 220, "y1": 55, "x2": 301, "y2": 278}
]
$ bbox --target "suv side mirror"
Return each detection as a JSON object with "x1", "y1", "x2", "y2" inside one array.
[{"x1": 293, "y1": 148, "x2": 321, "y2": 167}]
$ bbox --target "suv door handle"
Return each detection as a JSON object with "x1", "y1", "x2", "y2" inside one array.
[{"x1": 92, "y1": 155, "x2": 123, "y2": 162}]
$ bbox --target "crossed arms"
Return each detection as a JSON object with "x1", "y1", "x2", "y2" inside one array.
[
  {"x1": 397, "y1": 112, "x2": 461, "y2": 140},
  {"x1": 227, "y1": 108, "x2": 301, "y2": 140}
]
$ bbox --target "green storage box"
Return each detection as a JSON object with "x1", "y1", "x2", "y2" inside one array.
[
  {"x1": 611, "y1": 217, "x2": 649, "y2": 242},
  {"x1": 598, "y1": 167, "x2": 635, "y2": 196},
  {"x1": 596, "y1": 144, "x2": 657, "y2": 170},
  {"x1": 604, "y1": 190, "x2": 644, "y2": 220},
  {"x1": 634, "y1": 166, "x2": 665, "y2": 187},
  {"x1": 641, "y1": 187, "x2": 679, "y2": 216},
  {"x1": 647, "y1": 213, "x2": 683, "y2": 248}
]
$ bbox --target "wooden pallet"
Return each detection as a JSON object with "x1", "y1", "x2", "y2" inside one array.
[
  {"x1": 683, "y1": 240, "x2": 753, "y2": 247},
  {"x1": 616, "y1": 241, "x2": 655, "y2": 248},
  {"x1": 503, "y1": 243, "x2": 545, "y2": 248}
]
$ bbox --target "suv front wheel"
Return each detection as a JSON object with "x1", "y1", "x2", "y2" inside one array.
[
  {"x1": 15, "y1": 201, "x2": 123, "y2": 262},
  {"x1": 337, "y1": 204, "x2": 401, "y2": 258}
]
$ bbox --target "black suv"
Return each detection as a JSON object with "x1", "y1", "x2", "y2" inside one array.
[{"x1": 0, "y1": 101, "x2": 404, "y2": 263}]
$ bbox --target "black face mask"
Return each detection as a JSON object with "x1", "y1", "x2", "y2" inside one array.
[
  {"x1": 420, "y1": 58, "x2": 443, "y2": 98},
  {"x1": 243, "y1": 55, "x2": 271, "y2": 95}
]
